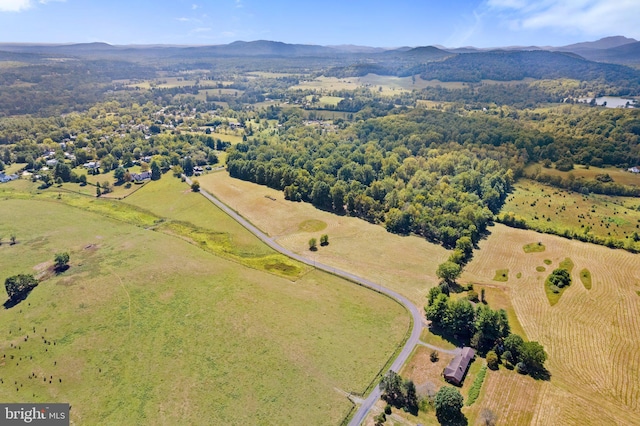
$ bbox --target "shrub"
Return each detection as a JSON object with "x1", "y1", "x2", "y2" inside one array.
[
  {"x1": 502, "y1": 350, "x2": 514, "y2": 365},
  {"x1": 467, "y1": 289, "x2": 479, "y2": 302},
  {"x1": 548, "y1": 268, "x2": 571, "y2": 288},
  {"x1": 191, "y1": 180, "x2": 200, "y2": 192},
  {"x1": 384, "y1": 404, "x2": 392, "y2": 415},
  {"x1": 486, "y1": 351, "x2": 499, "y2": 370},
  {"x1": 320, "y1": 234, "x2": 329, "y2": 246},
  {"x1": 515, "y1": 362, "x2": 527, "y2": 374},
  {"x1": 308, "y1": 238, "x2": 317, "y2": 251},
  {"x1": 430, "y1": 350, "x2": 439, "y2": 362}
]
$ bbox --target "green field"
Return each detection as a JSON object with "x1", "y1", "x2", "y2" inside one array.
[
  {"x1": 501, "y1": 179, "x2": 640, "y2": 250},
  {"x1": 0, "y1": 180, "x2": 408, "y2": 425},
  {"x1": 524, "y1": 163, "x2": 640, "y2": 187}
]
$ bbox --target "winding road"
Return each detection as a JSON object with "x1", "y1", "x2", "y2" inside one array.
[{"x1": 186, "y1": 177, "x2": 424, "y2": 425}]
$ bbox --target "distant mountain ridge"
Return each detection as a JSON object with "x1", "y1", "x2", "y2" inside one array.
[{"x1": 0, "y1": 36, "x2": 638, "y2": 65}]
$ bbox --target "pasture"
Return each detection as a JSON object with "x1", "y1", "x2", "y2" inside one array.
[
  {"x1": 525, "y1": 163, "x2": 640, "y2": 187},
  {"x1": 462, "y1": 223, "x2": 640, "y2": 425},
  {"x1": 502, "y1": 179, "x2": 640, "y2": 248},
  {"x1": 0, "y1": 183, "x2": 409, "y2": 425},
  {"x1": 197, "y1": 172, "x2": 450, "y2": 307}
]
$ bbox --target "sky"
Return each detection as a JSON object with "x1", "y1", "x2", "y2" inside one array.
[{"x1": 0, "y1": 0, "x2": 638, "y2": 48}]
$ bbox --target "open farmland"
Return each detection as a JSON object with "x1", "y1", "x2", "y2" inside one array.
[
  {"x1": 524, "y1": 163, "x2": 640, "y2": 187},
  {"x1": 0, "y1": 182, "x2": 408, "y2": 425},
  {"x1": 197, "y1": 172, "x2": 450, "y2": 307},
  {"x1": 501, "y1": 179, "x2": 640, "y2": 249},
  {"x1": 462, "y1": 223, "x2": 640, "y2": 425}
]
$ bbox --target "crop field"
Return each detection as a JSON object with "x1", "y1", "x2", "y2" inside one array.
[
  {"x1": 524, "y1": 163, "x2": 640, "y2": 187},
  {"x1": 197, "y1": 172, "x2": 450, "y2": 307},
  {"x1": 462, "y1": 223, "x2": 640, "y2": 425},
  {"x1": 502, "y1": 179, "x2": 640, "y2": 247},
  {"x1": 0, "y1": 181, "x2": 408, "y2": 425},
  {"x1": 195, "y1": 88, "x2": 244, "y2": 101},
  {"x1": 305, "y1": 95, "x2": 344, "y2": 106},
  {"x1": 293, "y1": 75, "x2": 469, "y2": 96}
]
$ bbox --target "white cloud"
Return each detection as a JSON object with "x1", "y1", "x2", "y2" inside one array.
[
  {"x1": 487, "y1": 0, "x2": 640, "y2": 38},
  {"x1": 191, "y1": 4, "x2": 198, "y2": 10},
  {"x1": 177, "y1": 17, "x2": 190, "y2": 22},
  {"x1": 235, "y1": 0, "x2": 243, "y2": 8},
  {"x1": 0, "y1": 0, "x2": 32, "y2": 12},
  {"x1": 0, "y1": 0, "x2": 64, "y2": 12}
]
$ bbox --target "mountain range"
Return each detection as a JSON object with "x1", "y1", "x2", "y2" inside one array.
[{"x1": 0, "y1": 36, "x2": 638, "y2": 64}]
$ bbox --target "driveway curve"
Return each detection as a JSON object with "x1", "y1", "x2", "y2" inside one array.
[{"x1": 185, "y1": 176, "x2": 424, "y2": 425}]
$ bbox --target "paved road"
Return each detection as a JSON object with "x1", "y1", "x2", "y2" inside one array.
[{"x1": 186, "y1": 177, "x2": 424, "y2": 426}]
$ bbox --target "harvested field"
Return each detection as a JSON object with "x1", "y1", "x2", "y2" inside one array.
[
  {"x1": 462, "y1": 223, "x2": 640, "y2": 425},
  {"x1": 197, "y1": 172, "x2": 450, "y2": 306}
]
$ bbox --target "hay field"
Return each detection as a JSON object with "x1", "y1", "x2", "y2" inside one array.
[
  {"x1": 197, "y1": 172, "x2": 449, "y2": 306},
  {"x1": 462, "y1": 223, "x2": 640, "y2": 425},
  {"x1": 0, "y1": 187, "x2": 408, "y2": 425}
]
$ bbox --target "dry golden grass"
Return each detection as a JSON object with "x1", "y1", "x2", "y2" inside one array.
[
  {"x1": 465, "y1": 368, "x2": 543, "y2": 426},
  {"x1": 463, "y1": 223, "x2": 640, "y2": 425},
  {"x1": 197, "y1": 172, "x2": 449, "y2": 307}
]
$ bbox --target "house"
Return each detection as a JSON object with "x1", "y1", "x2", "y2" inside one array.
[
  {"x1": 131, "y1": 171, "x2": 152, "y2": 182},
  {"x1": 46, "y1": 159, "x2": 58, "y2": 167},
  {"x1": 628, "y1": 167, "x2": 640, "y2": 174},
  {"x1": 83, "y1": 161, "x2": 100, "y2": 170},
  {"x1": 0, "y1": 173, "x2": 19, "y2": 183},
  {"x1": 443, "y1": 347, "x2": 475, "y2": 385}
]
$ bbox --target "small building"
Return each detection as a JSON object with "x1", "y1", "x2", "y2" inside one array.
[
  {"x1": 628, "y1": 166, "x2": 640, "y2": 174},
  {"x1": 0, "y1": 173, "x2": 19, "y2": 183},
  {"x1": 131, "y1": 171, "x2": 152, "y2": 182},
  {"x1": 46, "y1": 158, "x2": 58, "y2": 167},
  {"x1": 443, "y1": 347, "x2": 475, "y2": 386},
  {"x1": 83, "y1": 161, "x2": 100, "y2": 170}
]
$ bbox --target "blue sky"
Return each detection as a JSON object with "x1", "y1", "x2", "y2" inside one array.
[{"x1": 0, "y1": 0, "x2": 638, "y2": 48}]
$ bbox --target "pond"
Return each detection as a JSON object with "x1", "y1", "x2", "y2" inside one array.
[{"x1": 577, "y1": 96, "x2": 637, "y2": 108}]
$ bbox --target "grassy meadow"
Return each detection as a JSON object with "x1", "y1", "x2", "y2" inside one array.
[
  {"x1": 502, "y1": 179, "x2": 640, "y2": 249},
  {"x1": 524, "y1": 163, "x2": 640, "y2": 187},
  {"x1": 197, "y1": 172, "x2": 450, "y2": 307},
  {"x1": 0, "y1": 179, "x2": 409, "y2": 425}
]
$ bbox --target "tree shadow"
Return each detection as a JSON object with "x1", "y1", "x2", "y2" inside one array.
[
  {"x1": 3, "y1": 289, "x2": 34, "y2": 309},
  {"x1": 54, "y1": 265, "x2": 70, "y2": 275},
  {"x1": 436, "y1": 412, "x2": 468, "y2": 426},
  {"x1": 529, "y1": 367, "x2": 552, "y2": 381},
  {"x1": 428, "y1": 325, "x2": 470, "y2": 348}
]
